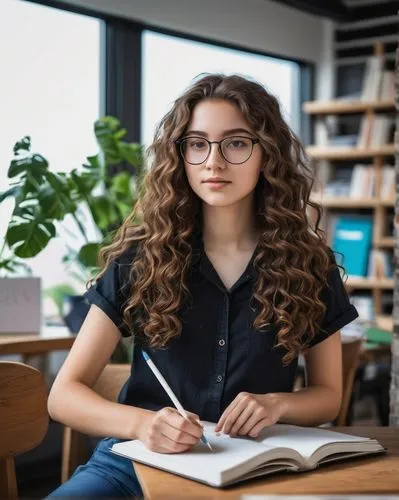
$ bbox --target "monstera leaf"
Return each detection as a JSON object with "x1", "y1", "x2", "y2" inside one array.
[
  {"x1": 0, "y1": 117, "x2": 145, "y2": 277},
  {"x1": 77, "y1": 242, "x2": 101, "y2": 269},
  {"x1": 6, "y1": 219, "x2": 56, "y2": 258}
]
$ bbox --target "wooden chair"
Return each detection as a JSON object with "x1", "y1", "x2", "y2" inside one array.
[
  {"x1": 335, "y1": 338, "x2": 363, "y2": 425},
  {"x1": 61, "y1": 363, "x2": 130, "y2": 483},
  {"x1": 0, "y1": 361, "x2": 49, "y2": 499}
]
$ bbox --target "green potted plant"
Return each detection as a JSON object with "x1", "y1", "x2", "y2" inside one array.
[{"x1": 0, "y1": 116, "x2": 145, "y2": 361}]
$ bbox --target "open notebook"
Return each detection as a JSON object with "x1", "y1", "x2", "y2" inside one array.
[{"x1": 111, "y1": 422, "x2": 385, "y2": 488}]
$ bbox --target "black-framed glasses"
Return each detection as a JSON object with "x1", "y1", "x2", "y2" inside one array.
[{"x1": 176, "y1": 136, "x2": 260, "y2": 165}]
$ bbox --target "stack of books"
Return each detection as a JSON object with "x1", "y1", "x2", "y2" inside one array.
[{"x1": 360, "y1": 55, "x2": 394, "y2": 101}]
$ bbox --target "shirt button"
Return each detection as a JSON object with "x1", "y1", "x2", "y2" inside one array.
[
  {"x1": 218, "y1": 339, "x2": 226, "y2": 347},
  {"x1": 216, "y1": 374, "x2": 223, "y2": 383}
]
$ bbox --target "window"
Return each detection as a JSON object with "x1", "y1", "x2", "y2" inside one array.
[
  {"x1": 141, "y1": 30, "x2": 300, "y2": 147},
  {"x1": 0, "y1": 0, "x2": 102, "y2": 302}
]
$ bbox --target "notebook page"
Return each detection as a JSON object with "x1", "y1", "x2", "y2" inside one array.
[
  {"x1": 256, "y1": 424, "x2": 372, "y2": 460},
  {"x1": 112, "y1": 425, "x2": 269, "y2": 487}
]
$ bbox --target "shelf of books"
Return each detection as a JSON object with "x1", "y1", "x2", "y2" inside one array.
[{"x1": 304, "y1": 42, "x2": 396, "y2": 331}]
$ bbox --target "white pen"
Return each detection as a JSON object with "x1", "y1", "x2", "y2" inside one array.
[{"x1": 142, "y1": 350, "x2": 213, "y2": 451}]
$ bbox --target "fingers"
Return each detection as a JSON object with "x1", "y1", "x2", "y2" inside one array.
[
  {"x1": 215, "y1": 393, "x2": 272, "y2": 437},
  {"x1": 164, "y1": 408, "x2": 202, "y2": 436},
  {"x1": 223, "y1": 401, "x2": 259, "y2": 436},
  {"x1": 185, "y1": 411, "x2": 203, "y2": 428},
  {"x1": 215, "y1": 397, "x2": 241, "y2": 432},
  {"x1": 162, "y1": 419, "x2": 201, "y2": 445},
  {"x1": 247, "y1": 417, "x2": 270, "y2": 437},
  {"x1": 233, "y1": 408, "x2": 269, "y2": 437},
  {"x1": 150, "y1": 433, "x2": 192, "y2": 454},
  {"x1": 229, "y1": 404, "x2": 255, "y2": 436},
  {"x1": 147, "y1": 408, "x2": 202, "y2": 453}
]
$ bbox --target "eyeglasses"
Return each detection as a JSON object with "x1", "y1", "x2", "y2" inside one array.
[{"x1": 176, "y1": 136, "x2": 260, "y2": 165}]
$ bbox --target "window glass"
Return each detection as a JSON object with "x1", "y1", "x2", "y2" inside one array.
[
  {"x1": 142, "y1": 30, "x2": 300, "y2": 147},
  {"x1": 0, "y1": 0, "x2": 102, "y2": 307}
]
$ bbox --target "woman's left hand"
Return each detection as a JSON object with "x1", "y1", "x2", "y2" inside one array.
[{"x1": 214, "y1": 392, "x2": 284, "y2": 438}]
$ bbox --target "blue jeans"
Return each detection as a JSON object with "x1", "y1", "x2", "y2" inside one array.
[{"x1": 46, "y1": 437, "x2": 143, "y2": 498}]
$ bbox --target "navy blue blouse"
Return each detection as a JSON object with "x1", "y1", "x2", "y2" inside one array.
[{"x1": 84, "y1": 237, "x2": 358, "y2": 423}]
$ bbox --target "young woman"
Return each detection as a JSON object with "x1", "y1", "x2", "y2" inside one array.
[{"x1": 47, "y1": 73, "x2": 358, "y2": 498}]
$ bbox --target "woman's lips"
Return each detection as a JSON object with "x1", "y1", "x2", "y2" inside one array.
[{"x1": 203, "y1": 181, "x2": 231, "y2": 190}]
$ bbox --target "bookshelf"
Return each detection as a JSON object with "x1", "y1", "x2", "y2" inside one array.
[
  {"x1": 310, "y1": 196, "x2": 394, "y2": 209},
  {"x1": 346, "y1": 278, "x2": 394, "y2": 290},
  {"x1": 306, "y1": 144, "x2": 395, "y2": 160},
  {"x1": 304, "y1": 42, "x2": 395, "y2": 331},
  {"x1": 303, "y1": 100, "x2": 394, "y2": 116}
]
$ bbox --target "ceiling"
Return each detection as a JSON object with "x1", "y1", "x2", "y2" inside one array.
[{"x1": 274, "y1": 0, "x2": 349, "y2": 21}]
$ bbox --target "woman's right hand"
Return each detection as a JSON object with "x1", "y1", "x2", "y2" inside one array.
[{"x1": 136, "y1": 407, "x2": 203, "y2": 453}]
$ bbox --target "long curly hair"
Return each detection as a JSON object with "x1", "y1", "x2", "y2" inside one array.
[{"x1": 98, "y1": 73, "x2": 336, "y2": 364}]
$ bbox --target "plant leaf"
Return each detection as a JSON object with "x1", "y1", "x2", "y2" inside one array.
[
  {"x1": 6, "y1": 220, "x2": 56, "y2": 258},
  {"x1": 71, "y1": 170, "x2": 98, "y2": 197},
  {"x1": 8, "y1": 153, "x2": 48, "y2": 178},
  {"x1": 13, "y1": 136, "x2": 31, "y2": 155},
  {"x1": 46, "y1": 171, "x2": 68, "y2": 190},
  {"x1": 119, "y1": 143, "x2": 142, "y2": 167},
  {"x1": 0, "y1": 257, "x2": 32, "y2": 274},
  {"x1": 110, "y1": 172, "x2": 131, "y2": 196},
  {"x1": 0, "y1": 186, "x2": 20, "y2": 203},
  {"x1": 77, "y1": 242, "x2": 101, "y2": 268},
  {"x1": 90, "y1": 195, "x2": 119, "y2": 230},
  {"x1": 38, "y1": 185, "x2": 69, "y2": 220},
  {"x1": 83, "y1": 154, "x2": 101, "y2": 170}
]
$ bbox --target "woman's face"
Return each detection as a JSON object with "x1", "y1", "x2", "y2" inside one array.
[{"x1": 182, "y1": 99, "x2": 263, "y2": 208}]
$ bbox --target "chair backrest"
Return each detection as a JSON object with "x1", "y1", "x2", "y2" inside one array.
[
  {"x1": 92, "y1": 363, "x2": 130, "y2": 401},
  {"x1": 336, "y1": 338, "x2": 363, "y2": 426},
  {"x1": 61, "y1": 363, "x2": 130, "y2": 483},
  {"x1": 0, "y1": 361, "x2": 48, "y2": 498}
]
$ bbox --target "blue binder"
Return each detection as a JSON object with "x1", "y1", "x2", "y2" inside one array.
[{"x1": 332, "y1": 217, "x2": 373, "y2": 277}]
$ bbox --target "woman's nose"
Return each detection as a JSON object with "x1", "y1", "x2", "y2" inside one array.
[{"x1": 205, "y1": 143, "x2": 226, "y2": 169}]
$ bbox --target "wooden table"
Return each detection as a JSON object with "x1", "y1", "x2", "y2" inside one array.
[
  {"x1": 0, "y1": 326, "x2": 75, "y2": 378},
  {"x1": 0, "y1": 325, "x2": 75, "y2": 358},
  {"x1": 134, "y1": 427, "x2": 399, "y2": 498}
]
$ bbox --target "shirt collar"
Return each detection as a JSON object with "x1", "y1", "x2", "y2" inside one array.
[{"x1": 189, "y1": 229, "x2": 258, "y2": 284}]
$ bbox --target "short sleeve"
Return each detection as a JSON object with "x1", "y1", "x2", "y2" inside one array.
[
  {"x1": 83, "y1": 247, "x2": 136, "y2": 337},
  {"x1": 306, "y1": 250, "x2": 359, "y2": 348}
]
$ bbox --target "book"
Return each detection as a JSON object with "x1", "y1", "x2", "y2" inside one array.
[
  {"x1": 365, "y1": 326, "x2": 392, "y2": 346},
  {"x1": 357, "y1": 114, "x2": 373, "y2": 148},
  {"x1": 348, "y1": 164, "x2": 375, "y2": 199},
  {"x1": 332, "y1": 216, "x2": 373, "y2": 277},
  {"x1": 380, "y1": 70, "x2": 395, "y2": 100},
  {"x1": 360, "y1": 56, "x2": 384, "y2": 101},
  {"x1": 370, "y1": 116, "x2": 393, "y2": 148},
  {"x1": 380, "y1": 165, "x2": 395, "y2": 200},
  {"x1": 329, "y1": 134, "x2": 358, "y2": 147},
  {"x1": 350, "y1": 294, "x2": 374, "y2": 322},
  {"x1": 368, "y1": 249, "x2": 393, "y2": 279},
  {"x1": 110, "y1": 422, "x2": 385, "y2": 488}
]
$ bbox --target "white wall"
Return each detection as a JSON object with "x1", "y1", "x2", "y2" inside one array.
[{"x1": 54, "y1": 0, "x2": 332, "y2": 66}]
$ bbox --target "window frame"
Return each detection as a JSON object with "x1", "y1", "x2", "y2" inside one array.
[{"x1": 24, "y1": 0, "x2": 314, "y2": 144}]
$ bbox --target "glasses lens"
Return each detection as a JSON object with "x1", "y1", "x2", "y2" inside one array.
[
  {"x1": 181, "y1": 138, "x2": 209, "y2": 164},
  {"x1": 221, "y1": 137, "x2": 253, "y2": 164}
]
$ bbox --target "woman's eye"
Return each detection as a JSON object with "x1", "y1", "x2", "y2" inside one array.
[
  {"x1": 188, "y1": 140, "x2": 206, "y2": 150},
  {"x1": 227, "y1": 139, "x2": 245, "y2": 148}
]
